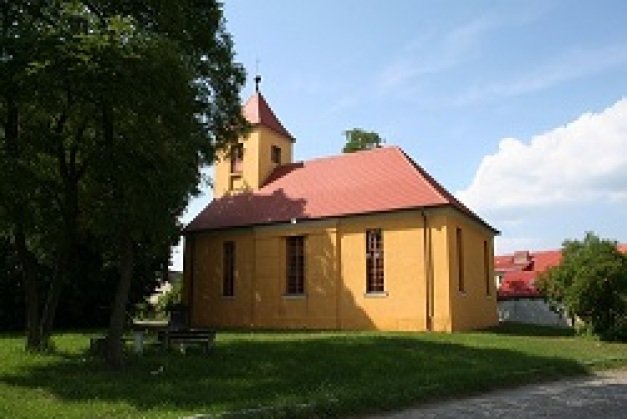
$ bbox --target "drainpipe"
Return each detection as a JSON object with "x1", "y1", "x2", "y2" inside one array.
[
  {"x1": 187, "y1": 235, "x2": 195, "y2": 326},
  {"x1": 421, "y1": 210, "x2": 433, "y2": 331}
]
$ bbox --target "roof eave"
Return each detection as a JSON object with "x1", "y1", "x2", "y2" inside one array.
[
  {"x1": 181, "y1": 203, "x2": 499, "y2": 236},
  {"x1": 252, "y1": 122, "x2": 296, "y2": 142}
]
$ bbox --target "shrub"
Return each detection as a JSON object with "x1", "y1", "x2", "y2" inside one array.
[{"x1": 537, "y1": 232, "x2": 627, "y2": 341}]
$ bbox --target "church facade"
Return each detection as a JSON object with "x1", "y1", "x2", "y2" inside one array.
[{"x1": 182, "y1": 89, "x2": 499, "y2": 332}]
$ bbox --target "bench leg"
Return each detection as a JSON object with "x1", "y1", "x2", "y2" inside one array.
[{"x1": 133, "y1": 331, "x2": 144, "y2": 355}]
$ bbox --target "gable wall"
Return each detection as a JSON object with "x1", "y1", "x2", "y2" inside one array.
[{"x1": 445, "y1": 209, "x2": 499, "y2": 330}]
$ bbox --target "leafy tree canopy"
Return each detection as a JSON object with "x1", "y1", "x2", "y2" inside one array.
[
  {"x1": 1, "y1": 1, "x2": 247, "y2": 365},
  {"x1": 342, "y1": 128, "x2": 384, "y2": 153},
  {"x1": 536, "y1": 232, "x2": 627, "y2": 341}
]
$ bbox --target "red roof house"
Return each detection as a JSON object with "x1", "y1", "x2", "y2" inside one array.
[{"x1": 496, "y1": 246, "x2": 625, "y2": 299}]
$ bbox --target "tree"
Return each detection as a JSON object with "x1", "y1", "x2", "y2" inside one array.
[
  {"x1": 536, "y1": 232, "x2": 627, "y2": 341},
  {"x1": 1, "y1": 1, "x2": 247, "y2": 365},
  {"x1": 342, "y1": 128, "x2": 384, "y2": 153}
]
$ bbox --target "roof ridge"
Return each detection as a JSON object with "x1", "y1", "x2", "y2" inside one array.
[
  {"x1": 292, "y1": 145, "x2": 398, "y2": 165},
  {"x1": 392, "y1": 147, "x2": 449, "y2": 203},
  {"x1": 260, "y1": 147, "x2": 402, "y2": 188},
  {"x1": 395, "y1": 148, "x2": 499, "y2": 233}
]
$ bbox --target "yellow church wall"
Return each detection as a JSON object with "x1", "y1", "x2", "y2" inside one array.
[
  {"x1": 183, "y1": 208, "x2": 499, "y2": 332},
  {"x1": 185, "y1": 229, "x2": 256, "y2": 328},
  {"x1": 446, "y1": 211, "x2": 499, "y2": 331},
  {"x1": 337, "y1": 211, "x2": 428, "y2": 331},
  {"x1": 252, "y1": 222, "x2": 339, "y2": 329},
  {"x1": 184, "y1": 222, "x2": 339, "y2": 330}
]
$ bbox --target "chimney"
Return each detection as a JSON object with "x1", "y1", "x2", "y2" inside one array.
[{"x1": 513, "y1": 251, "x2": 531, "y2": 265}]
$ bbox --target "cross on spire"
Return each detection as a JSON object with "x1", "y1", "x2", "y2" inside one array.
[
  {"x1": 254, "y1": 58, "x2": 262, "y2": 92},
  {"x1": 255, "y1": 74, "x2": 261, "y2": 92}
]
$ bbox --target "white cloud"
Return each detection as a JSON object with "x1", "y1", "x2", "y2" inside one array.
[{"x1": 458, "y1": 98, "x2": 627, "y2": 212}]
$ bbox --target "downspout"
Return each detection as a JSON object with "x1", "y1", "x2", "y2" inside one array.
[
  {"x1": 335, "y1": 220, "x2": 342, "y2": 330},
  {"x1": 251, "y1": 228, "x2": 257, "y2": 327},
  {"x1": 421, "y1": 210, "x2": 433, "y2": 331},
  {"x1": 187, "y1": 235, "x2": 195, "y2": 326}
]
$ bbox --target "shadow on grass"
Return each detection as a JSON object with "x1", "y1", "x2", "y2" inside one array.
[
  {"x1": 0, "y1": 333, "x2": 592, "y2": 417},
  {"x1": 485, "y1": 322, "x2": 575, "y2": 337}
]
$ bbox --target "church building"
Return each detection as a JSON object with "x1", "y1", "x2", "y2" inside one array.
[{"x1": 182, "y1": 85, "x2": 499, "y2": 332}]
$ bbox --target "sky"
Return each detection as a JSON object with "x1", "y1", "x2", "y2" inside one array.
[{"x1": 171, "y1": 0, "x2": 627, "y2": 270}]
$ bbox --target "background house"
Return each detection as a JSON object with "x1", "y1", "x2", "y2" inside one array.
[{"x1": 495, "y1": 244, "x2": 627, "y2": 326}]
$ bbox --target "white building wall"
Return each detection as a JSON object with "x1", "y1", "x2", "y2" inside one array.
[{"x1": 498, "y1": 298, "x2": 572, "y2": 327}]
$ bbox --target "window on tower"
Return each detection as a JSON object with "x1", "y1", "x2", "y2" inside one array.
[
  {"x1": 271, "y1": 145, "x2": 281, "y2": 164},
  {"x1": 230, "y1": 143, "x2": 244, "y2": 174}
]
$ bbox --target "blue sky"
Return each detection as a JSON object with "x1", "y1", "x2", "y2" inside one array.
[{"x1": 172, "y1": 0, "x2": 627, "y2": 269}]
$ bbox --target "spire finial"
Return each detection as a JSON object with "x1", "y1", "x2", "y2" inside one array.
[
  {"x1": 255, "y1": 74, "x2": 261, "y2": 92},
  {"x1": 254, "y1": 58, "x2": 261, "y2": 92}
]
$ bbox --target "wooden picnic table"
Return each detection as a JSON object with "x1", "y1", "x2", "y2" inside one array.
[{"x1": 131, "y1": 320, "x2": 168, "y2": 354}]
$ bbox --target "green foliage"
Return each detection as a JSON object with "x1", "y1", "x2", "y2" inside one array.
[
  {"x1": 342, "y1": 128, "x2": 384, "y2": 153},
  {"x1": 154, "y1": 280, "x2": 183, "y2": 318},
  {"x1": 537, "y1": 232, "x2": 627, "y2": 341},
  {"x1": 0, "y1": 328, "x2": 626, "y2": 417}
]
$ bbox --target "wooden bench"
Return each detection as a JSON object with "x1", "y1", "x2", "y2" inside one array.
[{"x1": 158, "y1": 329, "x2": 216, "y2": 354}]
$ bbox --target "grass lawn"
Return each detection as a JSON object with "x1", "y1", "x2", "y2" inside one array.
[{"x1": 0, "y1": 324, "x2": 626, "y2": 418}]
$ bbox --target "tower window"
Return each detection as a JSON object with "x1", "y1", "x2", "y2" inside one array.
[
  {"x1": 366, "y1": 229, "x2": 384, "y2": 293},
  {"x1": 230, "y1": 143, "x2": 244, "y2": 173},
  {"x1": 271, "y1": 145, "x2": 281, "y2": 164}
]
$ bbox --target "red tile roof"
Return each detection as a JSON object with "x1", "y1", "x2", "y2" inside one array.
[
  {"x1": 243, "y1": 92, "x2": 295, "y2": 141},
  {"x1": 496, "y1": 246, "x2": 625, "y2": 299},
  {"x1": 530, "y1": 250, "x2": 562, "y2": 272},
  {"x1": 184, "y1": 146, "x2": 498, "y2": 233},
  {"x1": 498, "y1": 271, "x2": 539, "y2": 298}
]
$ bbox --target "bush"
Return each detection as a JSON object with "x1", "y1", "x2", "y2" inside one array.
[
  {"x1": 537, "y1": 232, "x2": 627, "y2": 341},
  {"x1": 154, "y1": 280, "x2": 182, "y2": 319}
]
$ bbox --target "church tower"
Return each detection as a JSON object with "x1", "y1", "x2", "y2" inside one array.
[{"x1": 213, "y1": 77, "x2": 295, "y2": 198}]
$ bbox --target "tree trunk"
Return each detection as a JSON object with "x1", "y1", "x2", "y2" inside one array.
[
  {"x1": 4, "y1": 96, "x2": 43, "y2": 350},
  {"x1": 40, "y1": 178, "x2": 79, "y2": 349},
  {"x1": 14, "y1": 224, "x2": 41, "y2": 351},
  {"x1": 105, "y1": 235, "x2": 133, "y2": 369},
  {"x1": 39, "y1": 267, "x2": 64, "y2": 350}
]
